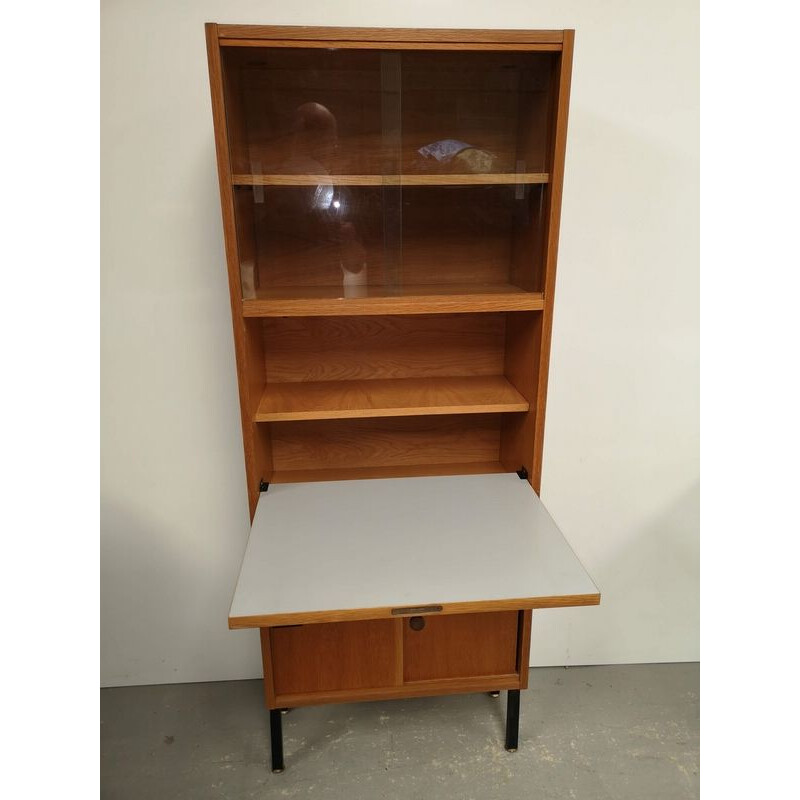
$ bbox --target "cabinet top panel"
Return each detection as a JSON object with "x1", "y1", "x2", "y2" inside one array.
[
  {"x1": 211, "y1": 24, "x2": 568, "y2": 46},
  {"x1": 229, "y1": 473, "x2": 599, "y2": 628}
]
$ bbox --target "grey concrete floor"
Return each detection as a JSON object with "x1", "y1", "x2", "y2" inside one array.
[{"x1": 101, "y1": 663, "x2": 698, "y2": 800}]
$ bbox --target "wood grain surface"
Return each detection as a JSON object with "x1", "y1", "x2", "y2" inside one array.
[
  {"x1": 270, "y1": 619, "x2": 396, "y2": 696},
  {"x1": 269, "y1": 414, "x2": 503, "y2": 473},
  {"x1": 216, "y1": 25, "x2": 565, "y2": 44},
  {"x1": 262, "y1": 313, "x2": 506, "y2": 383},
  {"x1": 272, "y1": 673, "x2": 522, "y2": 708},
  {"x1": 233, "y1": 173, "x2": 549, "y2": 186},
  {"x1": 233, "y1": 594, "x2": 599, "y2": 629},
  {"x1": 403, "y1": 611, "x2": 519, "y2": 682},
  {"x1": 243, "y1": 286, "x2": 544, "y2": 316},
  {"x1": 270, "y1": 461, "x2": 507, "y2": 484},
  {"x1": 531, "y1": 30, "x2": 575, "y2": 492},
  {"x1": 256, "y1": 376, "x2": 528, "y2": 422}
]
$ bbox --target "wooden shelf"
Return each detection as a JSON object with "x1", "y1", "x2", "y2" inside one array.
[
  {"x1": 242, "y1": 284, "x2": 544, "y2": 317},
  {"x1": 233, "y1": 173, "x2": 548, "y2": 186},
  {"x1": 256, "y1": 376, "x2": 528, "y2": 422},
  {"x1": 271, "y1": 461, "x2": 508, "y2": 484}
]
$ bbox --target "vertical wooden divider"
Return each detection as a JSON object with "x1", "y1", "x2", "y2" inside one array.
[
  {"x1": 516, "y1": 610, "x2": 533, "y2": 689},
  {"x1": 394, "y1": 618, "x2": 405, "y2": 685}
]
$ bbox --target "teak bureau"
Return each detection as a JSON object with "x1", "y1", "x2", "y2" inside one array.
[{"x1": 205, "y1": 23, "x2": 600, "y2": 772}]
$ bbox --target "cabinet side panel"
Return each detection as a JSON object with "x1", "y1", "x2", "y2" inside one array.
[
  {"x1": 259, "y1": 628, "x2": 277, "y2": 708},
  {"x1": 531, "y1": 31, "x2": 574, "y2": 492},
  {"x1": 206, "y1": 23, "x2": 273, "y2": 517}
]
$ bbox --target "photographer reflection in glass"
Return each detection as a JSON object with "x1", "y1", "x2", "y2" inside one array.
[{"x1": 278, "y1": 102, "x2": 368, "y2": 297}]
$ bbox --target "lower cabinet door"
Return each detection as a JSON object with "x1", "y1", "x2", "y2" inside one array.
[
  {"x1": 269, "y1": 611, "x2": 520, "y2": 701},
  {"x1": 403, "y1": 611, "x2": 520, "y2": 682},
  {"x1": 271, "y1": 619, "x2": 396, "y2": 695}
]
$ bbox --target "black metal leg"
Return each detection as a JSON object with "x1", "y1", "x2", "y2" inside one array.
[
  {"x1": 505, "y1": 689, "x2": 520, "y2": 752},
  {"x1": 270, "y1": 709, "x2": 285, "y2": 773}
]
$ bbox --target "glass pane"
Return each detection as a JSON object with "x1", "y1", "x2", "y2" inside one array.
[
  {"x1": 234, "y1": 184, "x2": 387, "y2": 298},
  {"x1": 401, "y1": 50, "x2": 554, "y2": 176},
  {"x1": 222, "y1": 47, "x2": 553, "y2": 300},
  {"x1": 223, "y1": 47, "x2": 388, "y2": 175}
]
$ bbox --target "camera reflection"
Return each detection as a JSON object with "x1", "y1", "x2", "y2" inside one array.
[{"x1": 278, "y1": 102, "x2": 368, "y2": 297}]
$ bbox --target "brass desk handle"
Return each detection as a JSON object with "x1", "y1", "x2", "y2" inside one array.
[
  {"x1": 409, "y1": 616, "x2": 425, "y2": 631},
  {"x1": 390, "y1": 605, "x2": 442, "y2": 616}
]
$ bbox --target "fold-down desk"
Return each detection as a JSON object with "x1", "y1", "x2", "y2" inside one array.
[{"x1": 229, "y1": 473, "x2": 599, "y2": 770}]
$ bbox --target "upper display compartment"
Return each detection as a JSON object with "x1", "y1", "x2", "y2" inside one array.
[
  {"x1": 221, "y1": 47, "x2": 555, "y2": 182},
  {"x1": 218, "y1": 44, "x2": 558, "y2": 309}
]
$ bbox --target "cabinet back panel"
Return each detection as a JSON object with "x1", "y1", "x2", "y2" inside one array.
[
  {"x1": 270, "y1": 414, "x2": 502, "y2": 471},
  {"x1": 263, "y1": 314, "x2": 506, "y2": 383}
]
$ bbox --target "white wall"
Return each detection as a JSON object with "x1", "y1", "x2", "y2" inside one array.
[{"x1": 101, "y1": 0, "x2": 698, "y2": 686}]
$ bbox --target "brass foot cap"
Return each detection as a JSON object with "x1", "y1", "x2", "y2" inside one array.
[
  {"x1": 505, "y1": 747, "x2": 517, "y2": 753},
  {"x1": 272, "y1": 767, "x2": 285, "y2": 774}
]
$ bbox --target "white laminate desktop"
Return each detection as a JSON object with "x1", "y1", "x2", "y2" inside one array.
[{"x1": 229, "y1": 473, "x2": 598, "y2": 626}]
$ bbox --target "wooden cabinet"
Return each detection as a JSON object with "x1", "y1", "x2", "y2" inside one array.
[
  {"x1": 206, "y1": 23, "x2": 598, "y2": 773},
  {"x1": 264, "y1": 612, "x2": 525, "y2": 705}
]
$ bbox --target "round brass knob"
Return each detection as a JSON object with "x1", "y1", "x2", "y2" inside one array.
[{"x1": 409, "y1": 616, "x2": 425, "y2": 631}]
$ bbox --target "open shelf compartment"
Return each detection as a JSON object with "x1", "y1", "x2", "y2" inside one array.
[{"x1": 243, "y1": 311, "x2": 543, "y2": 485}]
